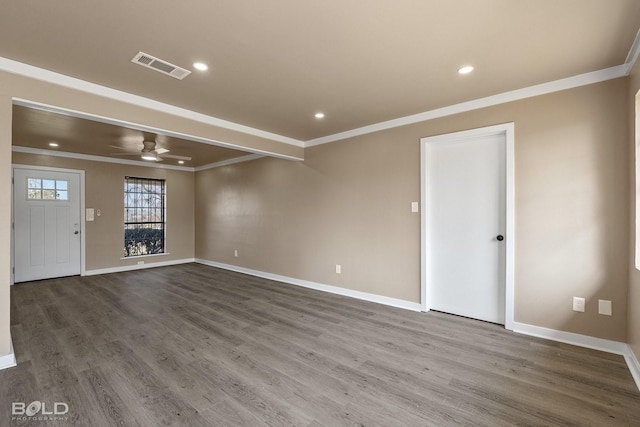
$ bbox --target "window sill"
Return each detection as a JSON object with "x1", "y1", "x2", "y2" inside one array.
[{"x1": 121, "y1": 253, "x2": 169, "y2": 260}]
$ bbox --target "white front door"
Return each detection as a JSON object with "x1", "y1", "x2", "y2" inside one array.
[
  {"x1": 424, "y1": 130, "x2": 507, "y2": 324},
  {"x1": 13, "y1": 167, "x2": 82, "y2": 283}
]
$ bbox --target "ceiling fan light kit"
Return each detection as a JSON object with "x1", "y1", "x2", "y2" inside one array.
[{"x1": 109, "y1": 138, "x2": 192, "y2": 163}]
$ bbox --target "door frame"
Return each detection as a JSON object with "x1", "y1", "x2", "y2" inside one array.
[
  {"x1": 11, "y1": 164, "x2": 86, "y2": 284},
  {"x1": 420, "y1": 123, "x2": 515, "y2": 330}
]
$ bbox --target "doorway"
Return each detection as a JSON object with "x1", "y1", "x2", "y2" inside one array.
[
  {"x1": 420, "y1": 123, "x2": 514, "y2": 329},
  {"x1": 12, "y1": 165, "x2": 84, "y2": 283}
]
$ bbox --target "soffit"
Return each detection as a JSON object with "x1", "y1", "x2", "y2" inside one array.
[{"x1": 12, "y1": 105, "x2": 252, "y2": 168}]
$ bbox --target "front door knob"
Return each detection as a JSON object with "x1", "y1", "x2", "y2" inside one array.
[{"x1": 496, "y1": 235, "x2": 504, "y2": 241}]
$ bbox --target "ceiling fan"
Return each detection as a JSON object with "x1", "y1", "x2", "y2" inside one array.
[{"x1": 109, "y1": 139, "x2": 192, "y2": 162}]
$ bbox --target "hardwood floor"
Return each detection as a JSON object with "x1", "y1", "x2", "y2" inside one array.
[{"x1": 1, "y1": 263, "x2": 639, "y2": 426}]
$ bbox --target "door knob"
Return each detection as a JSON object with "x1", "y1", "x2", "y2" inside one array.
[
  {"x1": 74, "y1": 231, "x2": 79, "y2": 235},
  {"x1": 496, "y1": 235, "x2": 504, "y2": 241}
]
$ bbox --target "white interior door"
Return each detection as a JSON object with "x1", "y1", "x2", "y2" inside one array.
[
  {"x1": 13, "y1": 167, "x2": 81, "y2": 283},
  {"x1": 425, "y1": 132, "x2": 506, "y2": 324}
]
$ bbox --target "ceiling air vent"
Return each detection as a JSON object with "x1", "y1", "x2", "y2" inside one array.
[{"x1": 131, "y1": 52, "x2": 191, "y2": 80}]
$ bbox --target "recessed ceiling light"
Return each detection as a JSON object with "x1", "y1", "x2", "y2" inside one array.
[
  {"x1": 315, "y1": 112, "x2": 325, "y2": 119},
  {"x1": 178, "y1": 160, "x2": 185, "y2": 164},
  {"x1": 458, "y1": 65, "x2": 474, "y2": 75},
  {"x1": 193, "y1": 62, "x2": 208, "y2": 71},
  {"x1": 48, "y1": 142, "x2": 59, "y2": 147}
]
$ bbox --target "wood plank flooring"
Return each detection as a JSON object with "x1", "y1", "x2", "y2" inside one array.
[{"x1": 1, "y1": 263, "x2": 639, "y2": 426}]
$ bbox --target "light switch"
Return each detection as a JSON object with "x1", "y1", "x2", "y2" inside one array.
[
  {"x1": 411, "y1": 202, "x2": 419, "y2": 213},
  {"x1": 86, "y1": 208, "x2": 95, "y2": 222},
  {"x1": 96, "y1": 209, "x2": 101, "y2": 217},
  {"x1": 572, "y1": 297, "x2": 585, "y2": 312}
]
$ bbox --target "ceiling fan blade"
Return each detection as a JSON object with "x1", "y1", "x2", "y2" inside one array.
[
  {"x1": 160, "y1": 154, "x2": 192, "y2": 161},
  {"x1": 109, "y1": 142, "x2": 188, "y2": 162},
  {"x1": 109, "y1": 152, "x2": 141, "y2": 156},
  {"x1": 108, "y1": 145, "x2": 138, "y2": 152}
]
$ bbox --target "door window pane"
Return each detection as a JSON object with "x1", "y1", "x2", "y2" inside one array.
[{"x1": 27, "y1": 177, "x2": 70, "y2": 201}]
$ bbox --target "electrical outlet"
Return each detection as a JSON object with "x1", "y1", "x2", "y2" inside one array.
[
  {"x1": 598, "y1": 299, "x2": 612, "y2": 316},
  {"x1": 137, "y1": 261, "x2": 144, "y2": 265},
  {"x1": 335, "y1": 264, "x2": 341, "y2": 274},
  {"x1": 411, "y1": 202, "x2": 419, "y2": 213},
  {"x1": 572, "y1": 297, "x2": 585, "y2": 312}
]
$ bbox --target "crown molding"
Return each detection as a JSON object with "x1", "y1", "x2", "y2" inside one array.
[
  {"x1": 12, "y1": 146, "x2": 196, "y2": 171},
  {"x1": 306, "y1": 28, "x2": 640, "y2": 147},
  {"x1": 194, "y1": 154, "x2": 265, "y2": 171},
  {"x1": 0, "y1": 56, "x2": 303, "y2": 148},
  {"x1": 305, "y1": 65, "x2": 627, "y2": 147},
  {"x1": 12, "y1": 145, "x2": 270, "y2": 171}
]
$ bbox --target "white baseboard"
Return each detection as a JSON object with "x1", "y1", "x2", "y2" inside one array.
[
  {"x1": 195, "y1": 258, "x2": 422, "y2": 312},
  {"x1": 84, "y1": 258, "x2": 195, "y2": 276},
  {"x1": 513, "y1": 322, "x2": 628, "y2": 354},
  {"x1": 625, "y1": 345, "x2": 640, "y2": 391},
  {"x1": 513, "y1": 322, "x2": 639, "y2": 391},
  {"x1": 0, "y1": 337, "x2": 17, "y2": 370}
]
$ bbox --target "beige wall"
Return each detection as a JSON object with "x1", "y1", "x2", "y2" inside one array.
[
  {"x1": 0, "y1": 95, "x2": 12, "y2": 356},
  {"x1": 11, "y1": 153, "x2": 195, "y2": 271},
  {"x1": 196, "y1": 78, "x2": 630, "y2": 342},
  {"x1": 196, "y1": 135, "x2": 421, "y2": 302},
  {"x1": 628, "y1": 61, "x2": 640, "y2": 362}
]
